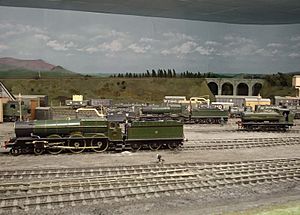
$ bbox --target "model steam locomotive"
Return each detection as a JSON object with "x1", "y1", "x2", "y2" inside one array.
[
  {"x1": 238, "y1": 106, "x2": 295, "y2": 131},
  {"x1": 139, "y1": 104, "x2": 228, "y2": 124},
  {"x1": 4, "y1": 119, "x2": 184, "y2": 156}
]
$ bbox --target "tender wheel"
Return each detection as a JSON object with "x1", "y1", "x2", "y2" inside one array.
[
  {"x1": 91, "y1": 136, "x2": 109, "y2": 152},
  {"x1": 47, "y1": 134, "x2": 64, "y2": 155},
  {"x1": 167, "y1": 142, "x2": 179, "y2": 150},
  {"x1": 149, "y1": 142, "x2": 162, "y2": 150},
  {"x1": 131, "y1": 142, "x2": 142, "y2": 151},
  {"x1": 10, "y1": 147, "x2": 21, "y2": 156},
  {"x1": 199, "y1": 119, "x2": 205, "y2": 124},
  {"x1": 34, "y1": 148, "x2": 44, "y2": 155},
  {"x1": 68, "y1": 134, "x2": 86, "y2": 154}
]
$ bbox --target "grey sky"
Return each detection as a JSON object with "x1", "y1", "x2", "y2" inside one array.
[{"x1": 0, "y1": 6, "x2": 300, "y2": 74}]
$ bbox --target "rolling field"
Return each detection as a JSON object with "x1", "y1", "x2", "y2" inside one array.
[{"x1": 0, "y1": 77, "x2": 213, "y2": 105}]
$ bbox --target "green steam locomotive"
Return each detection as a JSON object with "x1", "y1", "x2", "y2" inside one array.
[
  {"x1": 238, "y1": 106, "x2": 295, "y2": 131},
  {"x1": 4, "y1": 118, "x2": 184, "y2": 155},
  {"x1": 139, "y1": 104, "x2": 228, "y2": 124}
]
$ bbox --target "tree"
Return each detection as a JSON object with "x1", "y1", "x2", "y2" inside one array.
[
  {"x1": 172, "y1": 69, "x2": 176, "y2": 78},
  {"x1": 163, "y1": 70, "x2": 167, "y2": 78},
  {"x1": 151, "y1": 69, "x2": 157, "y2": 77}
]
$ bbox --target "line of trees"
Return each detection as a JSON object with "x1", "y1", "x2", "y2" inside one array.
[{"x1": 110, "y1": 69, "x2": 218, "y2": 78}]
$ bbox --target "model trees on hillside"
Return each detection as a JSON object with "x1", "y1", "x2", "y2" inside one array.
[{"x1": 111, "y1": 69, "x2": 216, "y2": 78}]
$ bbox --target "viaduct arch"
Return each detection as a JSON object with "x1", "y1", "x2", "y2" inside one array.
[{"x1": 206, "y1": 78, "x2": 264, "y2": 96}]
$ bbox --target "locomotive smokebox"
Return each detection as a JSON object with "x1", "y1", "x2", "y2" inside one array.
[{"x1": 15, "y1": 121, "x2": 34, "y2": 137}]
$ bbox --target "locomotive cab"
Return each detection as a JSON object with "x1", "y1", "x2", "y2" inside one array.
[{"x1": 107, "y1": 121, "x2": 123, "y2": 141}]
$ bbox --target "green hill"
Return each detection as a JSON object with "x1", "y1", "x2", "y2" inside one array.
[
  {"x1": 1, "y1": 73, "x2": 297, "y2": 106},
  {"x1": 0, "y1": 68, "x2": 82, "y2": 78},
  {"x1": 0, "y1": 77, "x2": 213, "y2": 105}
]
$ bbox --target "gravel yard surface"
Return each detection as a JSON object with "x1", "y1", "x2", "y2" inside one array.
[{"x1": 0, "y1": 119, "x2": 300, "y2": 214}]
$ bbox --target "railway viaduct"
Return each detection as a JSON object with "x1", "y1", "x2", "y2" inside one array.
[{"x1": 205, "y1": 78, "x2": 265, "y2": 96}]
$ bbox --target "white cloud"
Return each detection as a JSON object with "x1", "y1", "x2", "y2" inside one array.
[
  {"x1": 175, "y1": 41, "x2": 198, "y2": 54},
  {"x1": 128, "y1": 43, "x2": 151, "y2": 53},
  {"x1": 91, "y1": 29, "x2": 128, "y2": 41},
  {"x1": 162, "y1": 32, "x2": 194, "y2": 41},
  {"x1": 59, "y1": 33, "x2": 84, "y2": 41},
  {"x1": 288, "y1": 53, "x2": 300, "y2": 58},
  {"x1": 0, "y1": 44, "x2": 9, "y2": 51},
  {"x1": 110, "y1": 30, "x2": 128, "y2": 38},
  {"x1": 98, "y1": 40, "x2": 123, "y2": 52},
  {"x1": 267, "y1": 43, "x2": 285, "y2": 48},
  {"x1": 161, "y1": 41, "x2": 197, "y2": 56},
  {"x1": 292, "y1": 42, "x2": 300, "y2": 49},
  {"x1": 233, "y1": 44, "x2": 257, "y2": 55},
  {"x1": 46, "y1": 39, "x2": 77, "y2": 51},
  {"x1": 271, "y1": 49, "x2": 279, "y2": 55},
  {"x1": 0, "y1": 23, "x2": 45, "y2": 37},
  {"x1": 205, "y1": 41, "x2": 220, "y2": 46},
  {"x1": 65, "y1": 41, "x2": 77, "y2": 48},
  {"x1": 291, "y1": 36, "x2": 300, "y2": 41},
  {"x1": 18, "y1": 51, "x2": 32, "y2": 56},
  {"x1": 254, "y1": 48, "x2": 273, "y2": 57},
  {"x1": 219, "y1": 43, "x2": 258, "y2": 57},
  {"x1": 195, "y1": 46, "x2": 214, "y2": 55},
  {"x1": 34, "y1": 34, "x2": 50, "y2": 41},
  {"x1": 139, "y1": 37, "x2": 157, "y2": 43},
  {"x1": 224, "y1": 35, "x2": 253, "y2": 47},
  {"x1": 85, "y1": 47, "x2": 98, "y2": 54},
  {"x1": 0, "y1": 23, "x2": 14, "y2": 29},
  {"x1": 46, "y1": 40, "x2": 68, "y2": 51}
]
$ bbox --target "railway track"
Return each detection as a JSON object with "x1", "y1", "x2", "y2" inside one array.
[
  {"x1": 0, "y1": 158, "x2": 299, "y2": 213},
  {"x1": 185, "y1": 136, "x2": 300, "y2": 150},
  {"x1": 2, "y1": 136, "x2": 300, "y2": 156},
  {"x1": 184, "y1": 127, "x2": 300, "y2": 133},
  {"x1": 0, "y1": 158, "x2": 298, "y2": 180}
]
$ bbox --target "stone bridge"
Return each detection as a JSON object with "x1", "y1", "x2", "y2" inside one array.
[{"x1": 205, "y1": 78, "x2": 265, "y2": 96}]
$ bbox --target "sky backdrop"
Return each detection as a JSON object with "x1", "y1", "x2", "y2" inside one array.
[{"x1": 0, "y1": 6, "x2": 300, "y2": 74}]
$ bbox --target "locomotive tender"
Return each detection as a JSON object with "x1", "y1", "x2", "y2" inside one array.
[{"x1": 5, "y1": 119, "x2": 184, "y2": 155}]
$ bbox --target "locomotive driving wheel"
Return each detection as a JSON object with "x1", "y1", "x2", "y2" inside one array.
[
  {"x1": 167, "y1": 142, "x2": 179, "y2": 150},
  {"x1": 47, "y1": 134, "x2": 64, "y2": 155},
  {"x1": 91, "y1": 135, "x2": 109, "y2": 152},
  {"x1": 10, "y1": 147, "x2": 21, "y2": 156},
  {"x1": 34, "y1": 147, "x2": 44, "y2": 155},
  {"x1": 131, "y1": 142, "x2": 142, "y2": 151},
  {"x1": 149, "y1": 142, "x2": 162, "y2": 150},
  {"x1": 68, "y1": 134, "x2": 86, "y2": 154}
]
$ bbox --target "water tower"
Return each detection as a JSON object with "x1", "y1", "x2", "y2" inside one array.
[{"x1": 292, "y1": 75, "x2": 300, "y2": 97}]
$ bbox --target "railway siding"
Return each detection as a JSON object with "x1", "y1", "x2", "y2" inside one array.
[{"x1": 0, "y1": 158, "x2": 299, "y2": 213}]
